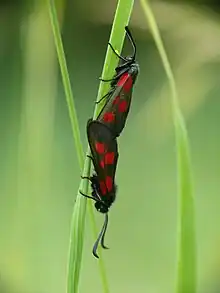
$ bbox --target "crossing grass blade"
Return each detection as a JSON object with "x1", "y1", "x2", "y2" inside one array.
[
  {"x1": 139, "y1": 1, "x2": 197, "y2": 292},
  {"x1": 47, "y1": 0, "x2": 135, "y2": 292}
]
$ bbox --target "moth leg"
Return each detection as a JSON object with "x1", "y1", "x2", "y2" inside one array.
[
  {"x1": 86, "y1": 155, "x2": 96, "y2": 167},
  {"x1": 81, "y1": 175, "x2": 92, "y2": 182},
  {"x1": 111, "y1": 67, "x2": 129, "y2": 80},
  {"x1": 86, "y1": 155, "x2": 93, "y2": 160},
  {"x1": 95, "y1": 92, "x2": 110, "y2": 104},
  {"x1": 99, "y1": 67, "x2": 128, "y2": 83},
  {"x1": 99, "y1": 77, "x2": 114, "y2": 82},
  {"x1": 108, "y1": 42, "x2": 127, "y2": 62},
  {"x1": 81, "y1": 155, "x2": 93, "y2": 182},
  {"x1": 79, "y1": 190, "x2": 96, "y2": 201}
]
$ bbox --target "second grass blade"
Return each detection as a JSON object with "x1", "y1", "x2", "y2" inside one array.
[
  {"x1": 48, "y1": 0, "x2": 136, "y2": 292},
  {"x1": 139, "y1": 1, "x2": 197, "y2": 292}
]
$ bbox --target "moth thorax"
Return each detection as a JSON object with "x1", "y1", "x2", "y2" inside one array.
[{"x1": 95, "y1": 201, "x2": 108, "y2": 214}]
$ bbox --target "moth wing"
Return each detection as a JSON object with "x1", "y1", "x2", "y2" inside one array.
[
  {"x1": 87, "y1": 119, "x2": 118, "y2": 196},
  {"x1": 97, "y1": 70, "x2": 136, "y2": 136}
]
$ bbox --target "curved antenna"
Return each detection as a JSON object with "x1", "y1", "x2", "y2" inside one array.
[
  {"x1": 108, "y1": 42, "x2": 127, "y2": 62},
  {"x1": 93, "y1": 213, "x2": 109, "y2": 258},
  {"x1": 125, "y1": 26, "x2": 136, "y2": 60},
  {"x1": 100, "y1": 213, "x2": 109, "y2": 249}
]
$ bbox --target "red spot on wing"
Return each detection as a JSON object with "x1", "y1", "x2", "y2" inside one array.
[
  {"x1": 113, "y1": 95, "x2": 120, "y2": 105},
  {"x1": 117, "y1": 72, "x2": 133, "y2": 92},
  {"x1": 105, "y1": 176, "x2": 113, "y2": 192},
  {"x1": 100, "y1": 181, "x2": 107, "y2": 195},
  {"x1": 118, "y1": 100, "x2": 128, "y2": 113},
  {"x1": 95, "y1": 142, "x2": 105, "y2": 154},
  {"x1": 105, "y1": 152, "x2": 115, "y2": 164},
  {"x1": 123, "y1": 76, "x2": 133, "y2": 92},
  {"x1": 117, "y1": 72, "x2": 129, "y2": 86},
  {"x1": 103, "y1": 112, "x2": 115, "y2": 122},
  {"x1": 100, "y1": 160, "x2": 105, "y2": 168}
]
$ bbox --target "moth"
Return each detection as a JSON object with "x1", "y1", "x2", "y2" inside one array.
[
  {"x1": 97, "y1": 26, "x2": 139, "y2": 137},
  {"x1": 80, "y1": 119, "x2": 118, "y2": 258}
]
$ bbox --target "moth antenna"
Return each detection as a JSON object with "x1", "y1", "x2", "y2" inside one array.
[
  {"x1": 125, "y1": 26, "x2": 136, "y2": 60},
  {"x1": 93, "y1": 213, "x2": 109, "y2": 258},
  {"x1": 100, "y1": 213, "x2": 109, "y2": 249},
  {"x1": 108, "y1": 42, "x2": 127, "y2": 62}
]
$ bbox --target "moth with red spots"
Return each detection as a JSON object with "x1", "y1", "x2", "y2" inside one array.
[
  {"x1": 97, "y1": 26, "x2": 139, "y2": 137},
  {"x1": 80, "y1": 119, "x2": 118, "y2": 258}
]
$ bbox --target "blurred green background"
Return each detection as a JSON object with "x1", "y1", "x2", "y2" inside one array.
[{"x1": 1, "y1": 0, "x2": 220, "y2": 292}]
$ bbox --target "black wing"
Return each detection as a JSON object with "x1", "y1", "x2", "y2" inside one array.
[
  {"x1": 97, "y1": 64, "x2": 139, "y2": 137},
  {"x1": 87, "y1": 119, "x2": 119, "y2": 200}
]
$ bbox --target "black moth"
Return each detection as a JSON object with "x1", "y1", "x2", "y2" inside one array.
[
  {"x1": 80, "y1": 119, "x2": 118, "y2": 258},
  {"x1": 81, "y1": 26, "x2": 139, "y2": 258},
  {"x1": 96, "y1": 26, "x2": 139, "y2": 138}
]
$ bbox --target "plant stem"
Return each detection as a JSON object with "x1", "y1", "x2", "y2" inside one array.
[
  {"x1": 89, "y1": 1, "x2": 135, "y2": 291},
  {"x1": 139, "y1": 1, "x2": 197, "y2": 292},
  {"x1": 94, "y1": 0, "x2": 135, "y2": 118},
  {"x1": 47, "y1": 0, "x2": 84, "y2": 168},
  {"x1": 47, "y1": 1, "x2": 90, "y2": 293}
]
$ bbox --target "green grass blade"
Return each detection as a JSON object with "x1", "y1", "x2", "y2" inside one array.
[
  {"x1": 47, "y1": 0, "x2": 84, "y2": 168},
  {"x1": 88, "y1": 0, "x2": 135, "y2": 290},
  {"x1": 94, "y1": 0, "x2": 135, "y2": 116},
  {"x1": 139, "y1": 1, "x2": 197, "y2": 292},
  {"x1": 48, "y1": 0, "x2": 135, "y2": 292},
  {"x1": 47, "y1": 1, "x2": 92, "y2": 293}
]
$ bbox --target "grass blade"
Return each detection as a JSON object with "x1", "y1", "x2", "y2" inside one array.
[
  {"x1": 94, "y1": 0, "x2": 135, "y2": 115},
  {"x1": 47, "y1": 1, "x2": 92, "y2": 293},
  {"x1": 139, "y1": 1, "x2": 197, "y2": 292},
  {"x1": 48, "y1": 0, "x2": 135, "y2": 292},
  {"x1": 88, "y1": 1, "x2": 135, "y2": 288},
  {"x1": 47, "y1": 0, "x2": 84, "y2": 168}
]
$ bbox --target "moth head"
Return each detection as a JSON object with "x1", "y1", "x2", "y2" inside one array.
[
  {"x1": 125, "y1": 55, "x2": 134, "y2": 63},
  {"x1": 95, "y1": 201, "x2": 109, "y2": 214}
]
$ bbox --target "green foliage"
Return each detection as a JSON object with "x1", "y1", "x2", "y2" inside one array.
[
  {"x1": 139, "y1": 1, "x2": 197, "y2": 292},
  {"x1": 89, "y1": 1, "x2": 135, "y2": 278},
  {"x1": 47, "y1": 2, "x2": 90, "y2": 293},
  {"x1": 47, "y1": 0, "x2": 135, "y2": 292}
]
